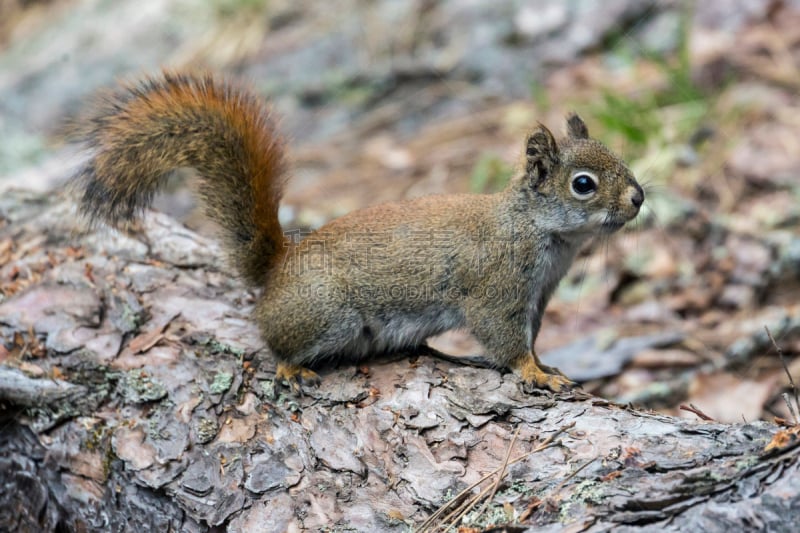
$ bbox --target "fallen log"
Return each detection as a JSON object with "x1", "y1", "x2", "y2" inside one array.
[{"x1": 1, "y1": 189, "x2": 798, "y2": 531}]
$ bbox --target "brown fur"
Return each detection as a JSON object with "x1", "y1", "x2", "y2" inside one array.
[
  {"x1": 72, "y1": 72, "x2": 644, "y2": 392},
  {"x1": 70, "y1": 71, "x2": 287, "y2": 285}
]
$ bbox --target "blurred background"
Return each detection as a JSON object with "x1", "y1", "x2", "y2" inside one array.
[{"x1": 1, "y1": 0, "x2": 798, "y2": 423}]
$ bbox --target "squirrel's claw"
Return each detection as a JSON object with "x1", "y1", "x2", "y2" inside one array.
[
  {"x1": 275, "y1": 362, "x2": 321, "y2": 392},
  {"x1": 525, "y1": 372, "x2": 579, "y2": 393},
  {"x1": 512, "y1": 353, "x2": 579, "y2": 393}
]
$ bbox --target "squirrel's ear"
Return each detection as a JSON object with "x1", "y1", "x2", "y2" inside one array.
[
  {"x1": 566, "y1": 113, "x2": 589, "y2": 139},
  {"x1": 525, "y1": 124, "x2": 559, "y2": 188}
]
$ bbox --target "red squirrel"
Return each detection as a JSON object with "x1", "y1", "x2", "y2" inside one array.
[{"x1": 72, "y1": 72, "x2": 643, "y2": 392}]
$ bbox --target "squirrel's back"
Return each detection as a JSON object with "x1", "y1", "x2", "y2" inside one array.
[{"x1": 70, "y1": 71, "x2": 288, "y2": 285}]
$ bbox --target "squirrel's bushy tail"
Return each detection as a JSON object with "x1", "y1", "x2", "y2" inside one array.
[{"x1": 71, "y1": 71, "x2": 287, "y2": 286}]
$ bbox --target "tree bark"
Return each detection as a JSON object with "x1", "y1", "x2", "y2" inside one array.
[{"x1": 1, "y1": 189, "x2": 798, "y2": 532}]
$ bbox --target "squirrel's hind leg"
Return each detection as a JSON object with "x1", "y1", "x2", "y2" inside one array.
[
  {"x1": 416, "y1": 345, "x2": 577, "y2": 393},
  {"x1": 413, "y1": 344, "x2": 496, "y2": 369}
]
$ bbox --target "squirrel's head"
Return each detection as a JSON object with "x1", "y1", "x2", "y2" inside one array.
[{"x1": 512, "y1": 113, "x2": 644, "y2": 238}]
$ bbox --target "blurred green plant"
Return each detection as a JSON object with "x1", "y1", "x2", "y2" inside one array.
[
  {"x1": 211, "y1": 0, "x2": 268, "y2": 19},
  {"x1": 592, "y1": 6, "x2": 715, "y2": 155},
  {"x1": 528, "y1": 78, "x2": 551, "y2": 112},
  {"x1": 469, "y1": 154, "x2": 514, "y2": 193}
]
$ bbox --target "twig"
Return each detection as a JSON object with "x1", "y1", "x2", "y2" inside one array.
[
  {"x1": 551, "y1": 456, "x2": 597, "y2": 495},
  {"x1": 441, "y1": 479, "x2": 496, "y2": 529},
  {"x1": 679, "y1": 403, "x2": 715, "y2": 421},
  {"x1": 475, "y1": 425, "x2": 521, "y2": 519},
  {"x1": 781, "y1": 393, "x2": 799, "y2": 427},
  {"x1": 417, "y1": 422, "x2": 575, "y2": 532},
  {"x1": 765, "y1": 325, "x2": 800, "y2": 425},
  {"x1": 421, "y1": 440, "x2": 558, "y2": 532}
]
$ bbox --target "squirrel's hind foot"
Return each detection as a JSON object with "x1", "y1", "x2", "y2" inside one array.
[{"x1": 275, "y1": 362, "x2": 321, "y2": 392}]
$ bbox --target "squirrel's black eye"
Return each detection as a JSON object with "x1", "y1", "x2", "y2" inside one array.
[{"x1": 570, "y1": 172, "x2": 597, "y2": 199}]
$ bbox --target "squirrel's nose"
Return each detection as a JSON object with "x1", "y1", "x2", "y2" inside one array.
[{"x1": 631, "y1": 186, "x2": 644, "y2": 208}]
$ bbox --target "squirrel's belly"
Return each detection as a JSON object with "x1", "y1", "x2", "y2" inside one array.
[{"x1": 348, "y1": 307, "x2": 464, "y2": 358}]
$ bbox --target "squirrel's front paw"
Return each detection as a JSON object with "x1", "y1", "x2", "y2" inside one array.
[
  {"x1": 512, "y1": 353, "x2": 578, "y2": 393},
  {"x1": 275, "y1": 362, "x2": 321, "y2": 392},
  {"x1": 525, "y1": 372, "x2": 577, "y2": 393}
]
